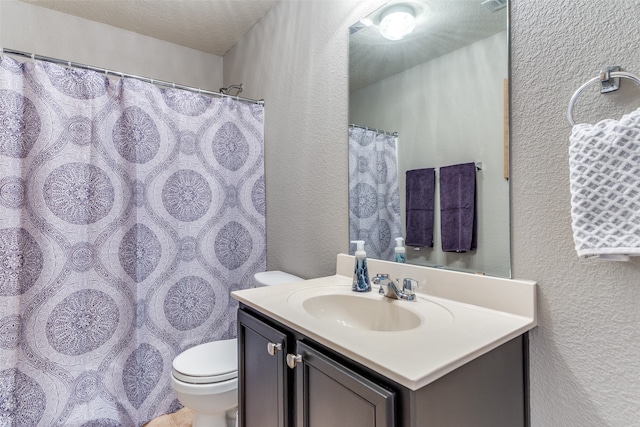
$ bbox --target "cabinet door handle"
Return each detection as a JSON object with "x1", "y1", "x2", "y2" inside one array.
[
  {"x1": 267, "y1": 342, "x2": 282, "y2": 356},
  {"x1": 286, "y1": 353, "x2": 302, "y2": 369}
]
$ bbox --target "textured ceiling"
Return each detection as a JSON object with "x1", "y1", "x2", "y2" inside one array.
[
  {"x1": 350, "y1": 0, "x2": 507, "y2": 91},
  {"x1": 19, "y1": 0, "x2": 506, "y2": 88},
  {"x1": 19, "y1": 0, "x2": 279, "y2": 56}
]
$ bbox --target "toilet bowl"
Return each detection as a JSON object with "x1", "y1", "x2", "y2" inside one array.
[
  {"x1": 170, "y1": 271, "x2": 303, "y2": 427},
  {"x1": 171, "y1": 339, "x2": 238, "y2": 427}
]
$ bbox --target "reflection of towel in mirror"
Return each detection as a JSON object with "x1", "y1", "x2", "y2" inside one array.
[
  {"x1": 570, "y1": 107, "x2": 640, "y2": 261},
  {"x1": 439, "y1": 163, "x2": 477, "y2": 252},
  {"x1": 405, "y1": 168, "x2": 435, "y2": 247}
]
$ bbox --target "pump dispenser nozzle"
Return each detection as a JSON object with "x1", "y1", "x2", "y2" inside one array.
[{"x1": 352, "y1": 240, "x2": 366, "y2": 256}]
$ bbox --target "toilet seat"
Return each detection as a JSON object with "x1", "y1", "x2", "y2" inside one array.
[{"x1": 172, "y1": 339, "x2": 237, "y2": 384}]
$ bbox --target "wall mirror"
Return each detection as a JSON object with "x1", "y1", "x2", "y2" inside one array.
[{"x1": 348, "y1": 0, "x2": 510, "y2": 277}]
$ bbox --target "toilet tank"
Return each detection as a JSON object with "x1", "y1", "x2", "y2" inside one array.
[{"x1": 253, "y1": 271, "x2": 303, "y2": 287}]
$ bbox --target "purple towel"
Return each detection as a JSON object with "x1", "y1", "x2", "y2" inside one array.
[
  {"x1": 405, "y1": 168, "x2": 435, "y2": 247},
  {"x1": 439, "y1": 163, "x2": 477, "y2": 252}
]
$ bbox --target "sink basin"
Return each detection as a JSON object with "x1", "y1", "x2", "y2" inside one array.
[
  {"x1": 287, "y1": 284, "x2": 455, "y2": 332},
  {"x1": 301, "y1": 293, "x2": 421, "y2": 331}
]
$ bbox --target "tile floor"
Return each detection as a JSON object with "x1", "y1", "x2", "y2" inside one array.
[
  {"x1": 143, "y1": 408, "x2": 237, "y2": 427},
  {"x1": 143, "y1": 408, "x2": 194, "y2": 427}
]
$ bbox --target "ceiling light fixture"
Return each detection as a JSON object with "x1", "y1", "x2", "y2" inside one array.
[{"x1": 378, "y1": 5, "x2": 416, "y2": 41}]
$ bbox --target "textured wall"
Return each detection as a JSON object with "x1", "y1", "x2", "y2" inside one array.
[
  {"x1": 224, "y1": 0, "x2": 386, "y2": 279},
  {"x1": 230, "y1": 0, "x2": 640, "y2": 425},
  {"x1": 7, "y1": 0, "x2": 640, "y2": 424},
  {"x1": 511, "y1": 0, "x2": 640, "y2": 425},
  {"x1": 0, "y1": 0, "x2": 223, "y2": 90}
]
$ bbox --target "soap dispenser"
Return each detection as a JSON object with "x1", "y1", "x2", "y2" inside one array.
[
  {"x1": 351, "y1": 240, "x2": 371, "y2": 292},
  {"x1": 394, "y1": 237, "x2": 406, "y2": 263}
]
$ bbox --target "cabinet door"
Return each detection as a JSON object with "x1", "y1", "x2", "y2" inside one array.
[
  {"x1": 294, "y1": 341, "x2": 395, "y2": 427},
  {"x1": 238, "y1": 310, "x2": 290, "y2": 427}
]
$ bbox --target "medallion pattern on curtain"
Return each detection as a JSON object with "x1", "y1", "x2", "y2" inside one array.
[
  {"x1": 0, "y1": 56, "x2": 265, "y2": 426},
  {"x1": 348, "y1": 125, "x2": 401, "y2": 260}
]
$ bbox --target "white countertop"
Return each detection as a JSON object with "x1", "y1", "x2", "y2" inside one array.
[{"x1": 232, "y1": 254, "x2": 537, "y2": 391}]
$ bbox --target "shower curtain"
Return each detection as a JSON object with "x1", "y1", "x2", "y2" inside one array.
[
  {"x1": 348, "y1": 125, "x2": 401, "y2": 260},
  {"x1": 0, "y1": 55, "x2": 265, "y2": 426}
]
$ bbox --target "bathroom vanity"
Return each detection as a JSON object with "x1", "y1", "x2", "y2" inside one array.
[{"x1": 232, "y1": 255, "x2": 537, "y2": 427}]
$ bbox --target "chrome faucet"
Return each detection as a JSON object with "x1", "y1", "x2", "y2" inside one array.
[{"x1": 372, "y1": 274, "x2": 418, "y2": 302}]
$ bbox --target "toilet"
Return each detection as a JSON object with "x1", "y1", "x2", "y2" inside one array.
[{"x1": 170, "y1": 271, "x2": 303, "y2": 427}]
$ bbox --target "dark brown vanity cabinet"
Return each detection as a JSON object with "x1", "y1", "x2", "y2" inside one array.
[
  {"x1": 238, "y1": 305, "x2": 527, "y2": 427},
  {"x1": 294, "y1": 341, "x2": 395, "y2": 427},
  {"x1": 238, "y1": 307, "x2": 396, "y2": 427},
  {"x1": 238, "y1": 308, "x2": 290, "y2": 427}
]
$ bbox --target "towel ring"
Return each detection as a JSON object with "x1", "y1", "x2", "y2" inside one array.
[{"x1": 567, "y1": 71, "x2": 640, "y2": 126}]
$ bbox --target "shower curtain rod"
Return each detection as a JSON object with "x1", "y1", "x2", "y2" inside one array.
[
  {"x1": 349, "y1": 123, "x2": 398, "y2": 137},
  {"x1": 1, "y1": 48, "x2": 264, "y2": 106}
]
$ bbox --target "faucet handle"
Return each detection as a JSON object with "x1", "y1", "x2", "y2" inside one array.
[
  {"x1": 372, "y1": 273, "x2": 389, "y2": 284},
  {"x1": 402, "y1": 278, "x2": 418, "y2": 295}
]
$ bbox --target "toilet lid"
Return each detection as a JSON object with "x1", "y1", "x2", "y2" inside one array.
[
  {"x1": 172, "y1": 339, "x2": 237, "y2": 384},
  {"x1": 254, "y1": 271, "x2": 303, "y2": 286}
]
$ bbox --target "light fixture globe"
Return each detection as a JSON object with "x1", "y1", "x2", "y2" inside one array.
[{"x1": 379, "y1": 5, "x2": 416, "y2": 41}]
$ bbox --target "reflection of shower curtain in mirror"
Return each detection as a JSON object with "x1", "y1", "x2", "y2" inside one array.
[{"x1": 348, "y1": 126, "x2": 401, "y2": 260}]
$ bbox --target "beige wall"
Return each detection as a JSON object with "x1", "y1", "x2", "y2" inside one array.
[
  {"x1": 350, "y1": 32, "x2": 510, "y2": 277},
  {"x1": 4, "y1": 0, "x2": 639, "y2": 424},
  {"x1": 0, "y1": 0, "x2": 223, "y2": 90},
  {"x1": 230, "y1": 0, "x2": 640, "y2": 425},
  {"x1": 511, "y1": 0, "x2": 640, "y2": 425},
  {"x1": 224, "y1": 0, "x2": 387, "y2": 278}
]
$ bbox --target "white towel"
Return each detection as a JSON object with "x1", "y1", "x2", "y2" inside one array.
[{"x1": 569, "y1": 107, "x2": 640, "y2": 261}]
